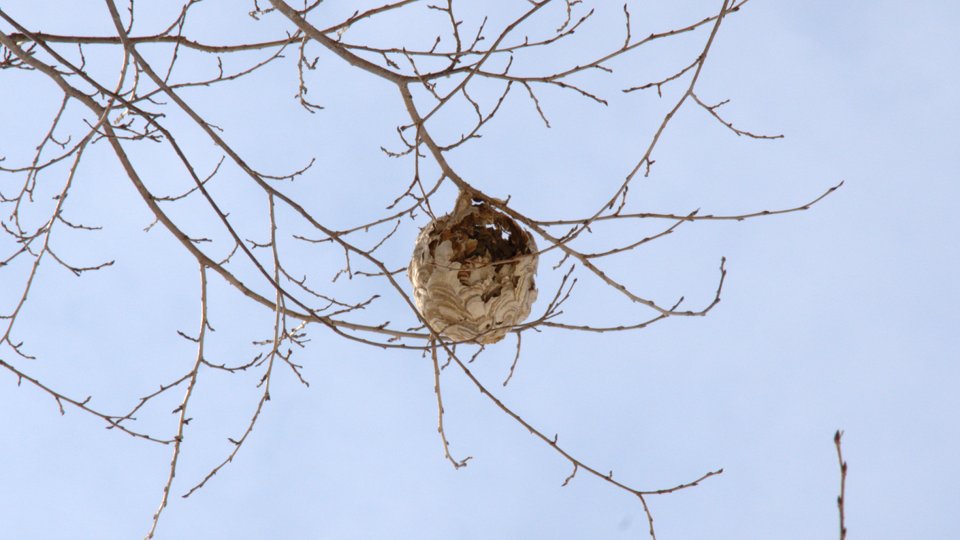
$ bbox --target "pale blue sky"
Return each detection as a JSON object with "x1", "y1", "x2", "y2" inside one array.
[{"x1": 1, "y1": 1, "x2": 958, "y2": 539}]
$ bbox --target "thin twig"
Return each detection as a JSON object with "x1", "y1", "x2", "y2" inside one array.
[
  {"x1": 834, "y1": 430, "x2": 848, "y2": 540},
  {"x1": 145, "y1": 264, "x2": 209, "y2": 539},
  {"x1": 431, "y1": 339, "x2": 472, "y2": 468}
]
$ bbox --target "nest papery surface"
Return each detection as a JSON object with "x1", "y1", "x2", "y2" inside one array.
[{"x1": 409, "y1": 203, "x2": 538, "y2": 344}]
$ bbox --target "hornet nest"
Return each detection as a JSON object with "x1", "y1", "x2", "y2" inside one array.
[{"x1": 409, "y1": 197, "x2": 538, "y2": 344}]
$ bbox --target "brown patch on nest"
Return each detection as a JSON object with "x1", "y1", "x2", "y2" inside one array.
[{"x1": 430, "y1": 203, "x2": 532, "y2": 270}]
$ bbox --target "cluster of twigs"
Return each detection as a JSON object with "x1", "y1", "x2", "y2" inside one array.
[{"x1": 0, "y1": 1, "x2": 840, "y2": 538}]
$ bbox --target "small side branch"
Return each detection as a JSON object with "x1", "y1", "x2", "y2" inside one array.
[
  {"x1": 834, "y1": 430, "x2": 848, "y2": 540},
  {"x1": 145, "y1": 264, "x2": 210, "y2": 539},
  {"x1": 444, "y1": 343, "x2": 722, "y2": 540},
  {"x1": 534, "y1": 181, "x2": 843, "y2": 226},
  {"x1": 691, "y1": 93, "x2": 784, "y2": 140},
  {"x1": 180, "y1": 381, "x2": 272, "y2": 499},
  {"x1": 431, "y1": 339, "x2": 472, "y2": 469},
  {"x1": 502, "y1": 332, "x2": 522, "y2": 386}
]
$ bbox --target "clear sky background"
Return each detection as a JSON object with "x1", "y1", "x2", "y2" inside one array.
[{"x1": 1, "y1": 1, "x2": 958, "y2": 539}]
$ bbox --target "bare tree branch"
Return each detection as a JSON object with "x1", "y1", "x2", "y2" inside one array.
[{"x1": 0, "y1": 1, "x2": 841, "y2": 536}]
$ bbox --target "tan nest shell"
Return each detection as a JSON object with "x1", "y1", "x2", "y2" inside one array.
[{"x1": 409, "y1": 201, "x2": 538, "y2": 344}]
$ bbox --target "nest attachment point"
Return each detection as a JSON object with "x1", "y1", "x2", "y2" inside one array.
[{"x1": 409, "y1": 199, "x2": 538, "y2": 344}]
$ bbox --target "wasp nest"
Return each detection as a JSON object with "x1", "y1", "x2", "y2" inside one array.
[{"x1": 409, "y1": 199, "x2": 538, "y2": 344}]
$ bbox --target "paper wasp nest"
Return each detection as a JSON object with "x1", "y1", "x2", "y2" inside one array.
[{"x1": 409, "y1": 200, "x2": 538, "y2": 344}]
